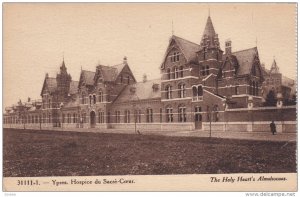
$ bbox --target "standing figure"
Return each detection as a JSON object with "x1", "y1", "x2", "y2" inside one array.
[{"x1": 270, "y1": 120, "x2": 276, "y2": 135}]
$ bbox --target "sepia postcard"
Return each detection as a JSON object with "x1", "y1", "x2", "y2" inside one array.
[{"x1": 2, "y1": 3, "x2": 297, "y2": 192}]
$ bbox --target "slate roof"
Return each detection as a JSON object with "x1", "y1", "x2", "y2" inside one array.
[
  {"x1": 45, "y1": 77, "x2": 57, "y2": 93},
  {"x1": 232, "y1": 47, "x2": 258, "y2": 76},
  {"x1": 172, "y1": 35, "x2": 200, "y2": 63},
  {"x1": 81, "y1": 70, "x2": 95, "y2": 85},
  {"x1": 114, "y1": 79, "x2": 161, "y2": 103},
  {"x1": 203, "y1": 16, "x2": 216, "y2": 38}
]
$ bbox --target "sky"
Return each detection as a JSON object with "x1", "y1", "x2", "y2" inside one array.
[{"x1": 3, "y1": 3, "x2": 296, "y2": 108}]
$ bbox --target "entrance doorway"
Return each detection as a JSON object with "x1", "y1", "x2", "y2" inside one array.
[
  {"x1": 90, "y1": 111, "x2": 96, "y2": 128},
  {"x1": 194, "y1": 106, "x2": 202, "y2": 130}
]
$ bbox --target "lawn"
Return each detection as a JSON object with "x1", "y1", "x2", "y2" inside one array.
[{"x1": 3, "y1": 128, "x2": 296, "y2": 177}]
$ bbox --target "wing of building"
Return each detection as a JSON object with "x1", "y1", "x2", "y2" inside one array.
[{"x1": 4, "y1": 15, "x2": 296, "y2": 132}]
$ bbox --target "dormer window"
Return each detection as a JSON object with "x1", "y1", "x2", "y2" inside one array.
[{"x1": 170, "y1": 52, "x2": 180, "y2": 63}]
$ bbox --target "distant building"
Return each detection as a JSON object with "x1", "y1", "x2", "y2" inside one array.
[
  {"x1": 261, "y1": 59, "x2": 295, "y2": 105},
  {"x1": 4, "y1": 15, "x2": 296, "y2": 132}
]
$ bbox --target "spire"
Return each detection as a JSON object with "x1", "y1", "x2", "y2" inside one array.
[
  {"x1": 203, "y1": 16, "x2": 216, "y2": 38},
  {"x1": 270, "y1": 58, "x2": 279, "y2": 74}
]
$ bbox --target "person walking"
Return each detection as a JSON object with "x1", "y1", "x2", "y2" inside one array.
[{"x1": 270, "y1": 120, "x2": 276, "y2": 135}]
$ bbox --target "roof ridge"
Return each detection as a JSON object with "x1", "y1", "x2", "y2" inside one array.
[
  {"x1": 232, "y1": 47, "x2": 257, "y2": 54},
  {"x1": 82, "y1": 70, "x2": 95, "y2": 73}
]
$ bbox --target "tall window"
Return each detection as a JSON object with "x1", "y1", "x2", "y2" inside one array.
[
  {"x1": 98, "y1": 111, "x2": 104, "y2": 123},
  {"x1": 166, "y1": 107, "x2": 173, "y2": 122},
  {"x1": 195, "y1": 107, "x2": 202, "y2": 121},
  {"x1": 135, "y1": 110, "x2": 141, "y2": 123},
  {"x1": 124, "y1": 110, "x2": 130, "y2": 123},
  {"x1": 178, "y1": 105, "x2": 187, "y2": 122},
  {"x1": 89, "y1": 95, "x2": 92, "y2": 105},
  {"x1": 178, "y1": 83, "x2": 186, "y2": 98},
  {"x1": 48, "y1": 99, "x2": 51, "y2": 108},
  {"x1": 146, "y1": 108, "x2": 153, "y2": 123},
  {"x1": 99, "y1": 90, "x2": 103, "y2": 102},
  {"x1": 115, "y1": 111, "x2": 120, "y2": 123},
  {"x1": 174, "y1": 67, "x2": 179, "y2": 79},
  {"x1": 167, "y1": 68, "x2": 171, "y2": 80},
  {"x1": 198, "y1": 86, "x2": 203, "y2": 96},
  {"x1": 166, "y1": 85, "x2": 172, "y2": 99},
  {"x1": 235, "y1": 86, "x2": 239, "y2": 95},
  {"x1": 83, "y1": 113, "x2": 86, "y2": 123},
  {"x1": 73, "y1": 113, "x2": 76, "y2": 123},
  {"x1": 201, "y1": 66, "x2": 206, "y2": 76},
  {"x1": 93, "y1": 94, "x2": 96, "y2": 104},
  {"x1": 160, "y1": 108, "x2": 162, "y2": 123},
  {"x1": 179, "y1": 66, "x2": 184, "y2": 78},
  {"x1": 201, "y1": 66, "x2": 210, "y2": 76}
]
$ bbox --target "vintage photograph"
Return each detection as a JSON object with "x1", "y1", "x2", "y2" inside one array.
[{"x1": 3, "y1": 3, "x2": 297, "y2": 191}]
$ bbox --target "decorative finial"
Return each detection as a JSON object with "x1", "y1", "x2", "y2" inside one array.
[
  {"x1": 208, "y1": 7, "x2": 210, "y2": 17},
  {"x1": 255, "y1": 36, "x2": 258, "y2": 47},
  {"x1": 63, "y1": 51, "x2": 64, "y2": 62}
]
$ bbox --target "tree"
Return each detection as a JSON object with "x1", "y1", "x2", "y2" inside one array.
[{"x1": 264, "y1": 90, "x2": 277, "y2": 106}]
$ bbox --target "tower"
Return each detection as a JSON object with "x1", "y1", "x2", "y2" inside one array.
[
  {"x1": 197, "y1": 16, "x2": 223, "y2": 77},
  {"x1": 56, "y1": 59, "x2": 72, "y2": 100}
]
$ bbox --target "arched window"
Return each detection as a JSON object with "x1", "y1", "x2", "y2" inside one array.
[
  {"x1": 93, "y1": 94, "x2": 96, "y2": 104},
  {"x1": 146, "y1": 108, "x2": 153, "y2": 123},
  {"x1": 166, "y1": 106, "x2": 173, "y2": 123},
  {"x1": 178, "y1": 83, "x2": 185, "y2": 98},
  {"x1": 179, "y1": 66, "x2": 184, "y2": 78},
  {"x1": 165, "y1": 85, "x2": 172, "y2": 99},
  {"x1": 89, "y1": 95, "x2": 92, "y2": 105},
  {"x1": 198, "y1": 86, "x2": 203, "y2": 96},
  {"x1": 206, "y1": 65, "x2": 209, "y2": 75},
  {"x1": 167, "y1": 68, "x2": 171, "y2": 80},
  {"x1": 98, "y1": 90, "x2": 103, "y2": 102},
  {"x1": 193, "y1": 86, "x2": 197, "y2": 97},
  {"x1": 178, "y1": 105, "x2": 187, "y2": 122},
  {"x1": 174, "y1": 67, "x2": 179, "y2": 79}
]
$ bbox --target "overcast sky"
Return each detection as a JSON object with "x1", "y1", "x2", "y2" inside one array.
[{"x1": 3, "y1": 3, "x2": 296, "y2": 107}]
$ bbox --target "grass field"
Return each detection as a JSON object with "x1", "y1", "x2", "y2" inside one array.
[{"x1": 3, "y1": 128, "x2": 296, "y2": 177}]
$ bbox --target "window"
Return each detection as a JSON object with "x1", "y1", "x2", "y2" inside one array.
[
  {"x1": 195, "y1": 107, "x2": 202, "y2": 121},
  {"x1": 83, "y1": 113, "x2": 86, "y2": 123},
  {"x1": 124, "y1": 110, "x2": 130, "y2": 123},
  {"x1": 178, "y1": 105, "x2": 187, "y2": 122},
  {"x1": 81, "y1": 93, "x2": 85, "y2": 104},
  {"x1": 98, "y1": 90, "x2": 103, "y2": 102},
  {"x1": 166, "y1": 85, "x2": 172, "y2": 99},
  {"x1": 73, "y1": 113, "x2": 76, "y2": 123},
  {"x1": 170, "y1": 52, "x2": 180, "y2": 62},
  {"x1": 115, "y1": 111, "x2": 120, "y2": 123},
  {"x1": 201, "y1": 66, "x2": 206, "y2": 76},
  {"x1": 62, "y1": 114, "x2": 65, "y2": 123},
  {"x1": 127, "y1": 76, "x2": 130, "y2": 84},
  {"x1": 146, "y1": 108, "x2": 153, "y2": 123},
  {"x1": 49, "y1": 113, "x2": 52, "y2": 123},
  {"x1": 89, "y1": 95, "x2": 92, "y2": 105},
  {"x1": 166, "y1": 107, "x2": 173, "y2": 122},
  {"x1": 198, "y1": 86, "x2": 203, "y2": 96},
  {"x1": 93, "y1": 94, "x2": 96, "y2": 104},
  {"x1": 98, "y1": 111, "x2": 104, "y2": 123},
  {"x1": 178, "y1": 83, "x2": 186, "y2": 98},
  {"x1": 174, "y1": 67, "x2": 179, "y2": 79},
  {"x1": 193, "y1": 86, "x2": 198, "y2": 98},
  {"x1": 67, "y1": 114, "x2": 71, "y2": 123},
  {"x1": 206, "y1": 65, "x2": 209, "y2": 75},
  {"x1": 48, "y1": 99, "x2": 51, "y2": 108},
  {"x1": 135, "y1": 110, "x2": 141, "y2": 123},
  {"x1": 179, "y1": 66, "x2": 184, "y2": 78},
  {"x1": 167, "y1": 68, "x2": 171, "y2": 80},
  {"x1": 235, "y1": 86, "x2": 239, "y2": 95}
]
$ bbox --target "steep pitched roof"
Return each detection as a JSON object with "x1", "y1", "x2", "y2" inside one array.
[
  {"x1": 270, "y1": 59, "x2": 280, "y2": 74},
  {"x1": 69, "y1": 81, "x2": 79, "y2": 94},
  {"x1": 203, "y1": 16, "x2": 216, "y2": 38},
  {"x1": 97, "y1": 63, "x2": 126, "y2": 82},
  {"x1": 232, "y1": 47, "x2": 258, "y2": 76},
  {"x1": 172, "y1": 35, "x2": 200, "y2": 63},
  {"x1": 42, "y1": 77, "x2": 57, "y2": 95},
  {"x1": 114, "y1": 79, "x2": 161, "y2": 103},
  {"x1": 80, "y1": 70, "x2": 95, "y2": 86}
]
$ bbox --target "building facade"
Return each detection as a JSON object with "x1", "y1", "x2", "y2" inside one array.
[{"x1": 4, "y1": 16, "x2": 296, "y2": 132}]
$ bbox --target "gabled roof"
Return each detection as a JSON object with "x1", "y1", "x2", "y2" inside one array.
[
  {"x1": 270, "y1": 59, "x2": 280, "y2": 74},
  {"x1": 232, "y1": 47, "x2": 258, "y2": 76},
  {"x1": 69, "y1": 81, "x2": 79, "y2": 94},
  {"x1": 41, "y1": 77, "x2": 57, "y2": 96},
  {"x1": 114, "y1": 79, "x2": 161, "y2": 103},
  {"x1": 80, "y1": 70, "x2": 95, "y2": 86},
  {"x1": 97, "y1": 63, "x2": 126, "y2": 82},
  {"x1": 173, "y1": 35, "x2": 200, "y2": 63}
]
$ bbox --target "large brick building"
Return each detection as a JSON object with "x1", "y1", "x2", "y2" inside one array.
[{"x1": 4, "y1": 16, "x2": 296, "y2": 132}]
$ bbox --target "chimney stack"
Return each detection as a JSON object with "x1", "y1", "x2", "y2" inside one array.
[{"x1": 123, "y1": 56, "x2": 127, "y2": 64}]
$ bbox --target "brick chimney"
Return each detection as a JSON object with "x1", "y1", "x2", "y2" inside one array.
[{"x1": 225, "y1": 39, "x2": 232, "y2": 55}]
